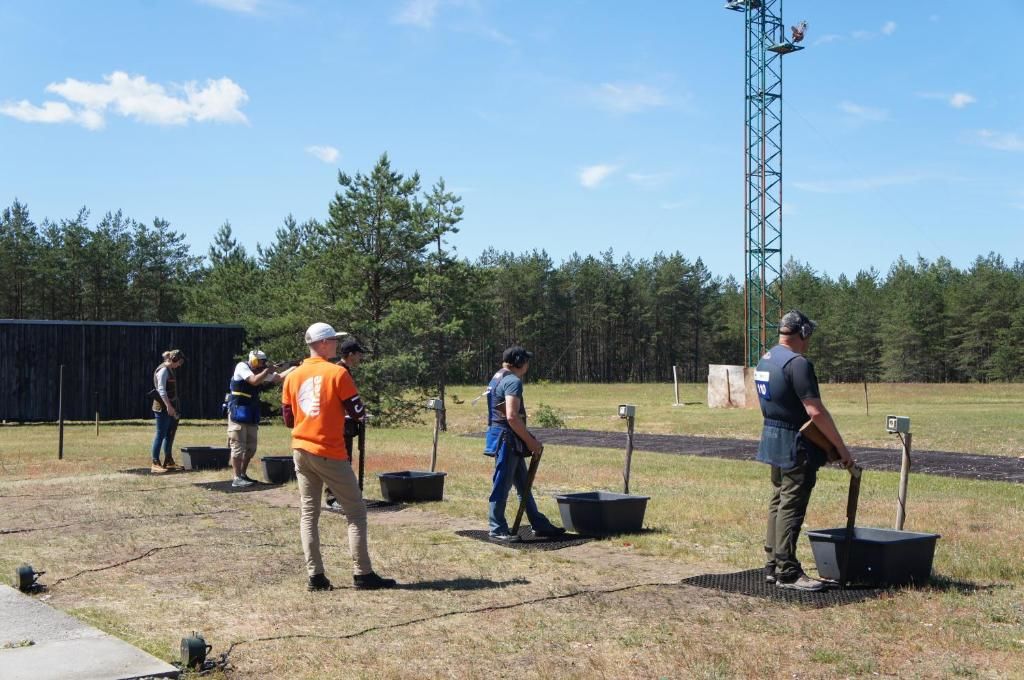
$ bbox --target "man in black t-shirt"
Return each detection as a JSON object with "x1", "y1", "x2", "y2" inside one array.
[{"x1": 754, "y1": 310, "x2": 854, "y2": 591}]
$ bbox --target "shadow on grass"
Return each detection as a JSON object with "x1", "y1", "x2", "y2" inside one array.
[
  {"x1": 922, "y1": 574, "x2": 1002, "y2": 595},
  {"x1": 396, "y1": 576, "x2": 529, "y2": 591}
]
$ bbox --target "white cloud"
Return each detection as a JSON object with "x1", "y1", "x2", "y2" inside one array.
[
  {"x1": 305, "y1": 145, "x2": 340, "y2": 163},
  {"x1": 0, "y1": 72, "x2": 249, "y2": 130},
  {"x1": 591, "y1": 83, "x2": 666, "y2": 114},
  {"x1": 949, "y1": 92, "x2": 976, "y2": 109},
  {"x1": 395, "y1": 0, "x2": 441, "y2": 27},
  {"x1": 0, "y1": 100, "x2": 104, "y2": 130},
  {"x1": 626, "y1": 171, "x2": 673, "y2": 189},
  {"x1": 975, "y1": 130, "x2": 1024, "y2": 152},
  {"x1": 197, "y1": 0, "x2": 264, "y2": 12},
  {"x1": 917, "y1": 91, "x2": 978, "y2": 109},
  {"x1": 838, "y1": 101, "x2": 888, "y2": 122},
  {"x1": 814, "y1": 33, "x2": 842, "y2": 45},
  {"x1": 850, "y1": 21, "x2": 897, "y2": 41},
  {"x1": 793, "y1": 174, "x2": 926, "y2": 194},
  {"x1": 579, "y1": 164, "x2": 617, "y2": 189}
]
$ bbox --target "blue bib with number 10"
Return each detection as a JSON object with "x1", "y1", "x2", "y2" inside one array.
[{"x1": 754, "y1": 370, "x2": 771, "y2": 400}]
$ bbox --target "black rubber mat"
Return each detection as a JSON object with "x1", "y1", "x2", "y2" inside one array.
[
  {"x1": 679, "y1": 569, "x2": 890, "y2": 608},
  {"x1": 325, "y1": 499, "x2": 406, "y2": 514},
  {"x1": 194, "y1": 480, "x2": 281, "y2": 493},
  {"x1": 456, "y1": 527, "x2": 593, "y2": 551},
  {"x1": 465, "y1": 429, "x2": 1024, "y2": 484},
  {"x1": 119, "y1": 467, "x2": 191, "y2": 476}
]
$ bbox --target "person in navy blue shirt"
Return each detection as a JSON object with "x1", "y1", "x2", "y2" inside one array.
[{"x1": 755, "y1": 310, "x2": 854, "y2": 591}]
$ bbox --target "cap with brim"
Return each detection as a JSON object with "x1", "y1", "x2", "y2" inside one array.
[
  {"x1": 502, "y1": 345, "x2": 534, "y2": 365},
  {"x1": 305, "y1": 322, "x2": 348, "y2": 344},
  {"x1": 339, "y1": 338, "x2": 369, "y2": 355}
]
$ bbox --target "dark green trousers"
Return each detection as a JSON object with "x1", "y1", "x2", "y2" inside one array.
[{"x1": 764, "y1": 458, "x2": 820, "y2": 581}]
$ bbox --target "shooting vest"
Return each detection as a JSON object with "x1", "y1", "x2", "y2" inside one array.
[
  {"x1": 754, "y1": 345, "x2": 805, "y2": 469},
  {"x1": 483, "y1": 368, "x2": 527, "y2": 456},
  {"x1": 152, "y1": 365, "x2": 178, "y2": 412},
  {"x1": 227, "y1": 365, "x2": 261, "y2": 425}
]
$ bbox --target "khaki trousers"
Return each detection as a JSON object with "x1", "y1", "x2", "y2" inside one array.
[{"x1": 293, "y1": 449, "x2": 372, "y2": 577}]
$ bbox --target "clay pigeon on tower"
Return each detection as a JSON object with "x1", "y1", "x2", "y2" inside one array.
[{"x1": 791, "y1": 21, "x2": 807, "y2": 43}]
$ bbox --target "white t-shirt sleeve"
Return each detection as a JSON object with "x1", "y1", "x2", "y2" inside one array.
[{"x1": 232, "y1": 362, "x2": 255, "y2": 382}]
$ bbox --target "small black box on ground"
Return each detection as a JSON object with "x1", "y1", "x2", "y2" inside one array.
[
  {"x1": 180, "y1": 446, "x2": 231, "y2": 470},
  {"x1": 261, "y1": 455, "x2": 296, "y2": 484},
  {"x1": 554, "y1": 491, "x2": 649, "y2": 537},
  {"x1": 378, "y1": 471, "x2": 446, "y2": 502},
  {"x1": 807, "y1": 527, "x2": 940, "y2": 587}
]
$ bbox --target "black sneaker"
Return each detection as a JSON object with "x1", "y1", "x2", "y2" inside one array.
[
  {"x1": 765, "y1": 565, "x2": 777, "y2": 584},
  {"x1": 241, "y1": 474, "x2": 259, "y2": 484},
  {"x1": 489, "y1": 532, "x2": 522, "y2": 543},
  {"x1": 353, "y1": 572, "x2": 397, "y2": 590},
  {"x1": 532, "y1": 526, "x2": 566, "y2": 538},
  {"x1": 307, "y1": 573, "x2": 334, "y2": 592}
]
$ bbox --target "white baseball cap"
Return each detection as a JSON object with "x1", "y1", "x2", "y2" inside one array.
[
  {"x1": 305, "y1": 322, "x2": 348, "y2": 344},
  {"x1": 248, "y1": 350, "x2": 267, "y2": 363}
]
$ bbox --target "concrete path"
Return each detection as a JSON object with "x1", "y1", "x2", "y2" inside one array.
[
  {"x1": 0, "y1": 585, "x2": 179, "y2": 680},
  {"x1": 468, "y1": 429, "x2": 1024, "y2": 484}
]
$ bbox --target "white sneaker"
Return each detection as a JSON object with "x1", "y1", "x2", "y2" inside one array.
[{"x1": 231, "y1": 477, "x2": 255, "y2": 488}]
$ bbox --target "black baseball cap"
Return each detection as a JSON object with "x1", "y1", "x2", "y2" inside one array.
[
  {"x1": 339, "y1": 338, "x2": 369, "y2": 356},
  {"x1": 502, "y1": 345, "x2": 534, "y2": 366}
]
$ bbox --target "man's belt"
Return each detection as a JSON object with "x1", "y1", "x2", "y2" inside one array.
[
  {"x1": 763, "y1": 418, "x2": 799, "y2": 431},
  {"x1": 230, "y1": 391, "x2": 255, "y2": 398}
]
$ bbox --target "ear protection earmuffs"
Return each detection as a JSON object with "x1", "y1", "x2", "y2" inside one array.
[{"x1": 781, "y1": 311, "x2": 814, "y2": 339}]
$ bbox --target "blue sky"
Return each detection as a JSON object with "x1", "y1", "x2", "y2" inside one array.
[{"x1": 1, "y1": 1, "x2": 1021, "y2": 280}]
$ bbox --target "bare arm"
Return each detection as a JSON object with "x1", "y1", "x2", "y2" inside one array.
[
  {"x1": 245, "y1": 368, "x2": 273, "y2": 386},
  {"x1": 803, "y1": 398, "x2": 853, "y2": 467},
  {"x1": 505, "y1": 396, "x2": 542, "y2": 453}
]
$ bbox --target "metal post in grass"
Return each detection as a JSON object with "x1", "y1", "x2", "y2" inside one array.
[
  {"x1": 427, "y1": 398, "x2": 444, "y2": 473},
  {"x1": 619, "y1": 404, "x2": 636, "y2": 494},
  {"x1": 886, "y1": 415, "x2": 913, "y2": 530},
  {"x1": 672, "y1": 365, "x2": 681, "y2": 406},
  {"x1": 57, "y1": 364, "x2": 65, "y2": 460},
  {"x1": 94, "y1": 390, "x2": 100, "y2": 437}
]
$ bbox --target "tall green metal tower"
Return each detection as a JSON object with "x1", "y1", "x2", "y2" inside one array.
[{"x1": 725, "y1": 0, "x2": 803, "y2": 366}]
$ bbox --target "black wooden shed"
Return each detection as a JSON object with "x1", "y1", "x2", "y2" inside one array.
[{"x1": 0, "y1": 320, "x2": 246, "y2": 422}]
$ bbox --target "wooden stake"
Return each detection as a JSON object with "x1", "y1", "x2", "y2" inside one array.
[
  {"x1": 672, "y1": 365, "x2": 680, "y2": 406},
  {"x1": 57, "y1": 364, "x2": 65, "y2": 460},
  {"x1": 430, "y1": 408, "x2": 441, "y2": 473},
  {"x1": 895, "y1": 432, "x2": 912, "y2": 530},
  {"x1": 622, "y1": 414, "x2": 635, "y2": 494}
]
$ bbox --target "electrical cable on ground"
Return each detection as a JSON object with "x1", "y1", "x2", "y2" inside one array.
[
  {"x1": 48, "y1": 541, "x2": 289, "y2": 586},
  {"x1": 219, "y1": 579, "x2": 680, "y2": 664}
]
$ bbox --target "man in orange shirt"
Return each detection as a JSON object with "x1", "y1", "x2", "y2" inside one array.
[{"x1": 282, "y1": 322, "x2": 397, "y2": 591}]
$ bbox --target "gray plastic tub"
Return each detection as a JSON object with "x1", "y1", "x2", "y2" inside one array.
[
  {"x1": 554, "y1": 491, "x2": 649, "y2": 537},
  {"x1": 180, "y1": 446, "x2": 231, "y2": 470},
  {"x1": 261, "y1": 455, "x2": 296, "y2": 484},
  {"x1": 807, "y1": 527, "x2": 940, "y2": 586},
  {"x1": 378, "y1": 471, "x2": 446, "y2": 502}
]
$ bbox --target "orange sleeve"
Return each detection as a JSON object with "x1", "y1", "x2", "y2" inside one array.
[{"x1": 334, "y1": 368, "x2": 358, "y2": 403}]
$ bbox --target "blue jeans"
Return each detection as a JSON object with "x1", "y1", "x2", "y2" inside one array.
[
  {"x1": 487, "y1": 433, "x2": 555, "y2": 535},
  {"x1": 151, "y1": 410, "x2": 178, "y2": 463}
]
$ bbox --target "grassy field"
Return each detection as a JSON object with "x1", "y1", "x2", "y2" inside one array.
[{"x1": 1, "y1": 383, "x2": 1023, "y2": 679}]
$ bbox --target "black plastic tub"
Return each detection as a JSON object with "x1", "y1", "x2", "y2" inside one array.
[
  {"x1": 378, "y1": 471, "x2": 446, "y2": 502},
  {"x1": 807, "y1": 527, "x2": 940, "y2": 586},
  {"x1": 180, "y1": 446, "x2": 231, "y2": 470},
  {"x1": 261, "y1": 456, "x2": 296, "y2": 484},
  {"x1": 554, "y1": 491, "x2": 649, "y2": 537}
]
